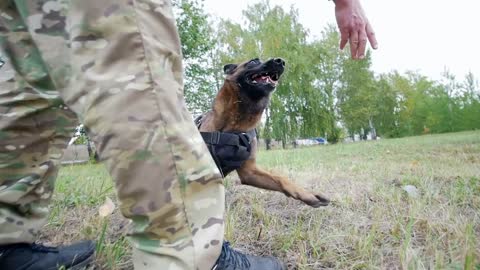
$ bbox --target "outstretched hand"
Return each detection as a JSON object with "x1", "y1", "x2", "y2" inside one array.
[{"x1": 334, "y1": 0, "x2": 378, "y2": 59}]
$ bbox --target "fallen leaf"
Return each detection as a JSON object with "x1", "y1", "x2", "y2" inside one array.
[
  {"x1": 402, "y1": 185, "x2": 420, "y2": 198},
  {"x1": 99, "y1": 197, "x2": 115, "y2": 217}
]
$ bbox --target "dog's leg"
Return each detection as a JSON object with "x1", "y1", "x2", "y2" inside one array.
[{"x1": 236, "y1": 159, "x2": 330, "y2": 207}]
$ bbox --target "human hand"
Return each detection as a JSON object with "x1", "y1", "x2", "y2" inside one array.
[{"x1": 334, "y1": 0, "x2": 378, "y2": 59}]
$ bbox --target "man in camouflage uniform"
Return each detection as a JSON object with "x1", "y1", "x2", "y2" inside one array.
[
  {"x1": 0, "y1": 0, "x2": 231, "y2": 269},
  {"x1": 0, "y1": 0, "x2": 376, "y2": 269}
]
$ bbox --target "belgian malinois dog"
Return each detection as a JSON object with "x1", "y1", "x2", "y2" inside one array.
[{"x1": 196, "y1": 58, "x2": 330, "y2": 207}]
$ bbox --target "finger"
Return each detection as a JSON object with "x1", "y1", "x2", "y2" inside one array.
[
  {"x1": 349, "y1": 31, "x2": 359, "y2": 59},
  {"x1": 357, "y1": 30, "x2": 367, "y2": 59},
  {"x1": 366, "y1": 22, "x2": 378, "y2": 49},
  {"x1": 339, "y1": 29, "x2": 349, "y2": 50}
]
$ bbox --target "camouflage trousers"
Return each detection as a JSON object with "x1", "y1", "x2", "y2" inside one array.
[{"x1": 0, "y1": 0, "x2": 225, "y2": 269}]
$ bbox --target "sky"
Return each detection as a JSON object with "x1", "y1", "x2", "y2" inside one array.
[{"x1": 203, "y1": 0, "x2": 479, "y2": 82}]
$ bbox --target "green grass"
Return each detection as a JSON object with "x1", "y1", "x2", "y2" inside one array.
[{"x1": 42, "y1": 131, "x2": 480, "y2": 269}]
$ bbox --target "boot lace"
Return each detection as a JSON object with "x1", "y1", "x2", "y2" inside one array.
[{"x1": 214, "y1": 241, "x2": 251, "y2": 269}]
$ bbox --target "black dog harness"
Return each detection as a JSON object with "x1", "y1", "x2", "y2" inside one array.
[{"x1": 195, "y1": 115, "x2": 256, "y2": 177}]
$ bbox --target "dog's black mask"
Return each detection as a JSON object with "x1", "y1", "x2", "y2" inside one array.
[{"x1": 224, "y1": 58, "x2": 286, "y2": 100}]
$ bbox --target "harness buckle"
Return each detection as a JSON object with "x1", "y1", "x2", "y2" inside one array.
[
  {"x1": 239, "y1": 132, "x2": 251, "y2": 146},
  {"x1": 211, "y1": 131, "x2": 221, "y2": 144}
]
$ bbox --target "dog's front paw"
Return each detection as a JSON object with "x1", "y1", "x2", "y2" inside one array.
[{"x1": 302, "y1": 192, "x2": 330, "y2": 208}]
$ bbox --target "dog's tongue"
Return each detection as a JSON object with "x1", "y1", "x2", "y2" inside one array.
[{"x1": 254, "y1": 76, "x2": 273, "y2": 84}]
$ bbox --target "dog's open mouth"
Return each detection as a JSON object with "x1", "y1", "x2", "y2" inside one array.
[{"x1": 250, "y1": 72, "x2": 280, "y2": 87}]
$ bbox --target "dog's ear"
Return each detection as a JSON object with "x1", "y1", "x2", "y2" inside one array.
[{"x1": 223, "y1": 64, "x2": 238, "y2": 75}]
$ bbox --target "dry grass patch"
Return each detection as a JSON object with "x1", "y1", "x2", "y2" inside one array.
[{"x1": 41, "y1": 131, "x2": 480, "y2": 269}]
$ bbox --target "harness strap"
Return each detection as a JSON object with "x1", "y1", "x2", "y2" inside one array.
[
  {"x1": 195, "y1": 113, "x2": 257, "y2": 177},
  {"x1": 200, "y1": 130, "x2": 256, "y2": 147}
]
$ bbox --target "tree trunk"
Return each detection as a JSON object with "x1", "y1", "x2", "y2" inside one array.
[
  {"x1": 266, "y1": 138, "x2": 271, "y2": 150},
  {"x1": 86, "y1": 139, "x2": 100, "y2": 161},
  {"x1": 86, "y1": 140, "x2": 93, "y2": 159},
  {"x1": 361, "y1": 128, "x2": 368, "y2": 140},
  {"x1": 264, "y1": 107, "x2": 272, "y2": 150},
  {"x1": 369, "y1": 117, "x2": 377, "y2": 140},
  {"x1": 328, "y1": 119, "x2": 337, "y2": 144}
]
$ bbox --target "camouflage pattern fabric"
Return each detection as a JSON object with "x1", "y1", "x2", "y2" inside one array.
[{"x1": 0, "y1": 1, "x2": 225, "y2": 269}]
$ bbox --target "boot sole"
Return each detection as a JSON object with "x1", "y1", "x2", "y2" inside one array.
[{"x1": 67, "y1": 253, "x2": 95, "y2": 270}]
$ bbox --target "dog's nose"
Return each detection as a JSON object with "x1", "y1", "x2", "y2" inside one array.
[{"x1": 273, "y1": 58, "x2": 285, "y2": 67}]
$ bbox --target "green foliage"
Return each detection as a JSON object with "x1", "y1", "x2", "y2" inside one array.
[
  {"x1": 371, "y1": 71, "x2": 480, "y2": 138},
  {"x1": 173, "y1": 0, "x2": 218, "y2": 115},
  {"x1": 307, "y1": 27, "x2": 348, "y2": 143},
  {"x1": 73, "y1": 134, "x2": 88, "y2": 145},
  {"x1": 173, "y1": 0, "x2": 480, "y2": 143},
  {"x1": 218, "y1": 1, "x2": 344, "y2": 146},
  {"x1": 173, "y1": 0, "x2": 213, "y2": 59},
  {"x1": 338, "y1": 50, "x2": 376, "y2": 138},
  {"x1": 6, "y1": 0, "x2": 480, "y2": 149}
]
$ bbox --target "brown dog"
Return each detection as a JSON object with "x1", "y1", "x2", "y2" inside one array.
[{"x1": 195, "y1": 58, "x2": 330, "y2": 207}]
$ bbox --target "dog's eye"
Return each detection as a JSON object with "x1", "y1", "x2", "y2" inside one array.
[{"x1": 248, "y1": 59, "x2": 260, "y2": 65}]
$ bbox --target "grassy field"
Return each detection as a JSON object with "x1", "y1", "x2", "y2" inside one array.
[{"x1": 42, "y1": 131, "x2": 480, "y2": 269}]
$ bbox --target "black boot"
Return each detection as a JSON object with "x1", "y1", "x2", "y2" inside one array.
[
  {"x1": 213, "y1": 241, "x2": 286, "y2": 270},
  {"x1": 0, "y1": 240, "x2": 95, "y2": 270}
]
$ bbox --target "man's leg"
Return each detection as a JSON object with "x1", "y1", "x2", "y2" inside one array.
[
  {"x1": 0, "y1": 3, "x2": 96, "y2": 269},
  {"x1": 2, "y1": 0, "x2": 225, "y2": 269},
  {"x1": 63, "y1": 1, "x2": 226, "y2": 268},
  {"x1": 0, "y1": 1, "x2": 79, "y2": 245}
]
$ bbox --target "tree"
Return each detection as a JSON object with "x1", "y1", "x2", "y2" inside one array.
[
  {"x1": 73, "y1": 125, "x2": 98, "y2": 161},
  {"x1": 337, "y1": 50, "x2": 377, "y2": 139},
  {"x1": 218, "y1": 1, "x2": 335, "y2": 148},
  {"x1": 459, "y1": 72, "x2": 480, "y2": 130},
  {"x1": 308, "y1": 26, "x2": 349, "y2": 143},
  {"x1": 173, "y1": 0, "x2": 218, "y2": 115},
  {"x1": 369, "y1": 70, "x2": 480, "y2": 138},
  {"x1": 174, "y1": 0, "x2": 480, "y2": 143}
]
